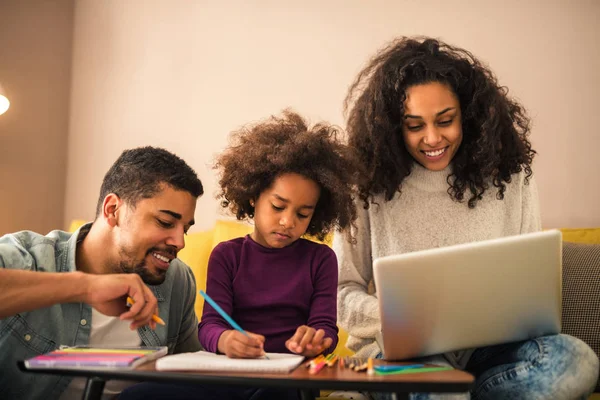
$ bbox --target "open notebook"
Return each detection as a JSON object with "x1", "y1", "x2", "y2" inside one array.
[{"x1": 155, "y1": 351, "x2": 304, "y2": 373}]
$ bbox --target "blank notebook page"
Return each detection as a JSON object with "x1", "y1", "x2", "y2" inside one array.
[{"x1": 155, "y1": 351, "x2": 304, "y2": 373}]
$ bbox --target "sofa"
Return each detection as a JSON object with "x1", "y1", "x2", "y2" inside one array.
[{"x1": 68, "y1": 220, "x2": 600, "y2": 396}]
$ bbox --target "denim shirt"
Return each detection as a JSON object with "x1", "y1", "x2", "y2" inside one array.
[{"x1": 0, "y1": 224, "x2": 201, "y2": 400}]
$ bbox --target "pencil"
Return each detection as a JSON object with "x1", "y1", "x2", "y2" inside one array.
[
  {"x1": 199, "y1": 290, "x2": 269, "y2": 359},
  {"x1": 126, "y1": 297, "x2": 165, "y2": 326},
  {"x1": 326, "y1": 354, "x2": 339, "y2": 367},
  {"x1": 309, "y1": 360, "x2": 327, "y2": 375},
  {"x1": 307, "y1": 354, "x2": 325, "y2": 368}
]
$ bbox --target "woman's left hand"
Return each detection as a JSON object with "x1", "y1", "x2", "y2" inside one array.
[{"x1": 285, "y1": 325, "x2": 333, "y2": 357}]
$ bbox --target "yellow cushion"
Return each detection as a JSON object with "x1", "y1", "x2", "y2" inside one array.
[
  {"x1": 188, "y1": 219, "x2": 253, "y2": 317},
  {"x1": 212, "y1": 219, "x2": 253, "y2": 246},
  {"x1": 68, "y1": 219, "x2": 87, "y2": 232},
  {"x1": 179, "y1": 230, "x2": 215, "y2": 318},
  {"x1": 560, "y1": 228, "x2": 600, "y2": 244},
  {"x1": 334, "y1": 326, "x2": 354, "y2": 357}
]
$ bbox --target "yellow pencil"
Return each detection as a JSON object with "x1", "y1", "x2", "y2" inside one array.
[
  {"x1": 326, "y1": 354, "x2": 338, "y2": 367},
  {"x1": 126, "y1": 296, "x2": 165, "y2": 326},
  {"x1": 307, "y1": 354, "x2": 325, "y2": 368}
]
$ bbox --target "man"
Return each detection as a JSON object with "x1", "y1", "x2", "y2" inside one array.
[{"x1": 0, "y1": 146, "x2": 204, "y2": 400}]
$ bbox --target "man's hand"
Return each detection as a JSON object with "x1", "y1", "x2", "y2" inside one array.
[
  {"x1": 217, "y1": 330, "x2": 266, "y2": 359},
  {"x1": 82, "y1": 273, "x2": 158, "y2": 330},
  {"x1": 285, "y1": 325, "x2": 333, "y2": 357}
]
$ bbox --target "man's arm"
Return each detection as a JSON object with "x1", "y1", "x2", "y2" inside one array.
[
  {"x1": 0, "y1": 268, "x2": 159, "y2": 329},
  {"x1": 0, "y1": 269, "x2": 89, "y2": 318}
]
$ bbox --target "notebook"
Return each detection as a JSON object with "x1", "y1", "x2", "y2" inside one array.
[
  {"x1": 155, "y1": 351, "x2": 304, "y2": 373},
  {"x1": 23, "y1": 346, "x2": 168, "y2": 370},
  {"x1": 373, "y1": 230, "x2": 562, "y2": 360}
]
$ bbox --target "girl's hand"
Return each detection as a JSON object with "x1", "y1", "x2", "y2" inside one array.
[
  {"x1": 217, "y1": 330, "x2": 266, "y2": 359},
  {"x1": 285, "y1": 325, "x2": 333, "y2": 357}
]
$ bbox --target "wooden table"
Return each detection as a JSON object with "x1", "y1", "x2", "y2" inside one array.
[{"x1": 19, "y1": 359, "x2": 474, "y2": 400}]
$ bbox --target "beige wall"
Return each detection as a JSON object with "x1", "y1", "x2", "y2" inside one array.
[
  {"x1": 3, "y1": 1, "x2": 598, "y2": 233},
  {"x1": 0, "y1": 0, "x2": 74, "y2": 234}
]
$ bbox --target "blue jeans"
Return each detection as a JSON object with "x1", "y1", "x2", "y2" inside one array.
[{"x1": 370, "y1": 334, "x2": 599, "y2": 400}]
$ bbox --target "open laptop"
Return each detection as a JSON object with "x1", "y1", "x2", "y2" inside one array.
[{"x1": 373, "y1": 229, "x2": 562, "y2": 361}]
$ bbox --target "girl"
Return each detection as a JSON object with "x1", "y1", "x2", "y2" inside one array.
[
  {"x1": 121, "y1": 110, "x2": 359, "y2": 400},
  {"x1": 199, "y1": 110, "x2": 358, "y2": 363},
  {"x1": 335, "y1": 36, "x2": 599, "y2": 400}
]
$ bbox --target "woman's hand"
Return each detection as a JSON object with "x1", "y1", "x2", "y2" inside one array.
[
  {"x1": 217, "y1": 330, "x2": 266, "y2": 358},
  {"x1": 285, "y1": 325, "x2": 333, "y2": 357}
]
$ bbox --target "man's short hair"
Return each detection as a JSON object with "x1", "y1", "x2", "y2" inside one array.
[{"x1": 95, "y1": 146, "x2": 203, "y2": 217}]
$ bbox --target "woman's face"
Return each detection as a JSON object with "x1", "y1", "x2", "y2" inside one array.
[{"x1": 402, "y1": 82, "x2": 463, "y2": 171}]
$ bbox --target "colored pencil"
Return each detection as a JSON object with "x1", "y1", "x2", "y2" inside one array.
[{"x1": 126, "y1": 297, "x2": 165, "y2": 326}]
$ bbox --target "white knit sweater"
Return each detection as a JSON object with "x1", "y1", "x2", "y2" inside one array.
[{"x1": 333, "y1": 163, "x2": 541, "y2": 367}]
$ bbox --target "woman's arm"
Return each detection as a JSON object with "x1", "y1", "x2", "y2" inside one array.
[
  {"x1": 334, "y1": 203, "x2": 382, "y2": 341},
  {"x1": 520, "y1": 173, "x2": 542, "y2": 234}
]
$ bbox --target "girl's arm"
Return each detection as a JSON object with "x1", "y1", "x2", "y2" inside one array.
[{"x1": 305, "y1": 247, "x2": 339, "y2": 353}]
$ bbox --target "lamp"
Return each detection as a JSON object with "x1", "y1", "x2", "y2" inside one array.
[{"x1": 0, "y1": 82, "x2": 10, "y2": 116}]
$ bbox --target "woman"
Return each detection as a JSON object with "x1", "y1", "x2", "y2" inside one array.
[{"x1": 334, "y1": 36, "x2": 599, "y2": 400}]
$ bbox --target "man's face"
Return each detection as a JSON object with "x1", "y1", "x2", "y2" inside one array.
[{"x1": 113, "y1": 185, "x2": 197, "y2": 285}]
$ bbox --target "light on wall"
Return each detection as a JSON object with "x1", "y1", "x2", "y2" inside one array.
[{"x1": 0, "y1": 82, "x2": 10, "y2": 116}]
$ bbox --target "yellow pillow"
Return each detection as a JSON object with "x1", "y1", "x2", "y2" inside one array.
[
  {"x1": 211, "y1": 218, "x2": 333, "y2": 245},
  {"x1": 560, "y1": 228, "x2": 600, "y2": 244},
  {"x1": 333, "y1": 326, "x2": 354, "y2": 357},
  {"x1": 179, "y1": 230, "x2": 215, "y2": 318},
  {"x1": 212, "y1": 219, "x2": 253, "y2": 247},
  {"x1": 68, "y1": 219, "x2": 87, "y2": 232}
]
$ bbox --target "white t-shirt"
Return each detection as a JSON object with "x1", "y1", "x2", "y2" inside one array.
[{"x1": 59, "y1": 308, "x2": 142, "y2": 400}]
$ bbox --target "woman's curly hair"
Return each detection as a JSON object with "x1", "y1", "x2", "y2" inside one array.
[
  {"x1": 215, "y1": 109, "x2": 360, "y2": 241},
  {"x1": 345, "y1": 36, "x2": 535, "y2": 208}
]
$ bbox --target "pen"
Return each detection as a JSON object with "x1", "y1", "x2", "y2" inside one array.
[
  {"x1": 199, "y1": 290, "x2": 269, "y2": 359},
  {"x1": 126, "y1": 297, "x2": 165, "y2": 326}
]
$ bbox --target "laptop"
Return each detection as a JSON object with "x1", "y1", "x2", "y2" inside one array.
[{"x1": 372, "y1": 229, "x2": 562, "y2": 361}]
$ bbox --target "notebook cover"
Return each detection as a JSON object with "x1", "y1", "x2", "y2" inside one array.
[{"x1": 23, "y1": 346, "x2": 168, "y2": 370}]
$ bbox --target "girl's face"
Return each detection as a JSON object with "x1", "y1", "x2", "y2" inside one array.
[
  {"x1": 250, "y1": 173, "x2": 320, "y2": 249},
  {"x1": 402, "y1": 81, "x2": 463, "y2": 171}
]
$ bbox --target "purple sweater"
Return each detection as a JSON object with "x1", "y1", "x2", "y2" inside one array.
[{"x1": 198, "y1": 235, "x2": 339, "y2": 354}]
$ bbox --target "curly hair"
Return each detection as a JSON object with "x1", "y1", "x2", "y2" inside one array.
[
  {"x1": 215, "y1": 110, "x2": 359, "y2": 241},
  {"x1": 345, "y1": 36, "x2": 535, "y2": 208}
]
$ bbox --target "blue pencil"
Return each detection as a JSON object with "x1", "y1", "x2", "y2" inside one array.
[{"x1": 199, "y1": 290, "x2": 269, "y2": 359}]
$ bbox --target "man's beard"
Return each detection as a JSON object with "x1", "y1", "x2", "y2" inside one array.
[{"x1": 117, "y1": 248, "x2": 168, "y2": 286}]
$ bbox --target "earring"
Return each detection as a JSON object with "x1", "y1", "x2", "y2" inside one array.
[{"x1": 249, "y1": 200, "x2": 255, "y2": 207}]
